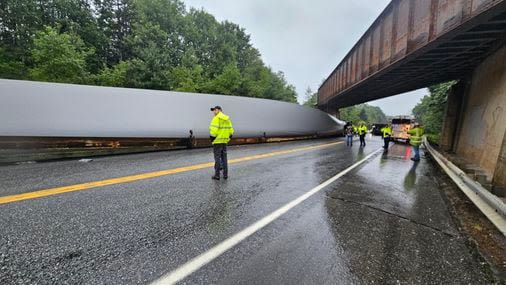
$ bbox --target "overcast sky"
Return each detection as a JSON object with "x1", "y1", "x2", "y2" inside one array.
[{"x1": 182, "y1": 0, "x2": 427, "y2": 115}]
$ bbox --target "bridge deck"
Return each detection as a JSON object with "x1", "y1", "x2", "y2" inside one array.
[{"x1": 318, "y1": 0, "x2": 506, "y2": 109}]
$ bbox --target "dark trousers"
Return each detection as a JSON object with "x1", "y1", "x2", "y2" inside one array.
[
  {"x1": 383, "y1": 137, "x2": 390, "y2": 149},
  {"x1": 213, "y1": 144, "x2": 228, "y2": 177},
  {"x1": 359, "y1": 134, "x2": 366, "y2": 146}
]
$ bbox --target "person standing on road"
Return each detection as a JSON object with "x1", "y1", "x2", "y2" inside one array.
[
  {"x1": 358, "y1": 122, "x2": 368, "y2": 147},
  {"x1": 408, "y1": 123, "x2": 424, "y2": 162},
  {"x1": 381, "y1": 124, "x2": 392, "y2": 150},
  {"x1": 209, "y1": 106, "x2": 234, "y2": 180},
  {"x1": 345, "y1": 122, "x2": 354, "y2": 147}
]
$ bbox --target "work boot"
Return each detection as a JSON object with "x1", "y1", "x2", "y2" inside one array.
[{"x1": 212, "y1": 175, "x2": 220, "y2": 180}]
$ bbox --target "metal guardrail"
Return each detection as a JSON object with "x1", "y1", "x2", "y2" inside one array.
[{"x1": 424, "y1": 137, "x2": 506, "y2": 236}]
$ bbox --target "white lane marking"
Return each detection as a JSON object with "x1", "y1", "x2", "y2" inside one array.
[{"x1": 152, "y1": 148, "x2": 382, "y2": 285}]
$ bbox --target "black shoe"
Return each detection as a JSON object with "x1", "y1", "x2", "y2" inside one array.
[
  {"x1": 212, "y1": 176, "x2": 220, "y2": 180},
  {"x1": 410, "y1": 158, "x2": 420, "y2": 162},
  {"x1": 223, "y1": 176, "x2": 228, "y2": 180}
]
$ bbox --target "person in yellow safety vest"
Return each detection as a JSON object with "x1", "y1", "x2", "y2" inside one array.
[
  {"x1": 380, "y1": 124, "x2": 392, "y2": 151},
  {"x1": 408, "y1": 123, "x2": 424, "y2": 162},
  {"x1": 357, "y1": 122, "x2": 368, "y2": 147},
  {"x1": 209, "y1": 106, "x2": 234, "y2": 180}
]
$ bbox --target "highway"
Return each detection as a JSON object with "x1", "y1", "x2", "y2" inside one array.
[{"x1": 0, "y1": 137, "x2": 492, "y2": 284}]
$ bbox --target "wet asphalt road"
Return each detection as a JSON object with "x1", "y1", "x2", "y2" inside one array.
[{"x1": 0, "y1": 137, "x2": 492, "y2": 284}]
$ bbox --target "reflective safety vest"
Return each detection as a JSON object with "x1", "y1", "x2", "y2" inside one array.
[
  {"x1": 381, "y1": 127, "x2": 392, "y2": 138},
  {"x1": 408, "y1": 127, "x2": 424, "y2": 146},
  {"x1": 209, "y1": 112, "x2": 234, "y2": 144},
  {"x1": 358, "y1": 125, "x2": 368, "y2": 135}
]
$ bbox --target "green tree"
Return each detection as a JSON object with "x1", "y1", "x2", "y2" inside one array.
[
  {"x1": 340, "y1": 104, "x2": 387, "y2": 125},
  {"x1": 303, "y1": 87, "x2": 317, "y2": 107},
  {"x1": 359, "y1": 108, "x2": 367, "y2": 121},
  {"x1": 29, "y1": 26, "x2": 94, "y2": 83},
  {"x1": 412, "y1": 81, "x2": 457, "y2": 143},
  {"x1": 40, "y1": 0, "x2": 104, "y2": 72},
  {"x1": 202, "y1": 64, "x2": 242, "y2": 95},
  {"x1": 125, "y1": 21, "x2": 174, "y2": 89},
  {"x1": 264, "y1": 71, "x2": 297, "y2": 103},
  {"x1": 0, "y1": 0, "x2": 300, "y2": 103},
  {"x1": 366, "y1": 105, "x2": 387, "y2": 123},
  {"x1": 0, "y1": 46, "x2": 26, "y2": 79},
  {"x1": 0, "y1": 0, "x2": 42, "y2": 60},
  {"x1": 93, "y1": 0, "x2": 135, "y2": 65},
  {"x1": 169, "y1": 66, "x2": 203, "y2": 92},
  {"x1": 94, "y1": 60, "x2": 130, "y2": 87}
]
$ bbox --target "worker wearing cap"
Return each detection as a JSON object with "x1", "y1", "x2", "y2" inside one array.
[
  {"x1": 408, "y1": 123, "x2": 424, "y2": 162},
  {"x1": 209, "y1": 106, "x2": 234, "y2": 180}
]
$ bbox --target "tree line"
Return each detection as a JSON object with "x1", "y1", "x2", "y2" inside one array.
[
  {"x1": 301, "y1": 86, "x2": 387, "y2": 125},
  {"x1": 339, "y1": 104, "x2": 387, "y2": 126},
  {"x1": 412, "y1": 81, "x2": 456, "y2": 143},
  {"x1": 0, "y1": 0, "x2": 298, "y2": 103}
]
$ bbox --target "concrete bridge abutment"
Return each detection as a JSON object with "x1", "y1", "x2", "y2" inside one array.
[{"x1": 441, "y1": 45, "x2": 506, "y2": 196}]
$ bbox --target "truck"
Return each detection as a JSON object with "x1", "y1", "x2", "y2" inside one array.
[
  {"x1": 391, "y1": 116, "x2": 414, "y2": 143},
  {"x1": 371, "y1": 123, "x2": 387, "y2": 136}
]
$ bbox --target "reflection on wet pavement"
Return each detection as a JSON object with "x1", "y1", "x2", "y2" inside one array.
[
  {"x1": 0, "y1": 137, "x2": 492, "y2": 284},
  {"x1": 323, "y1": 140, "x2": 488, "y2": 283}
]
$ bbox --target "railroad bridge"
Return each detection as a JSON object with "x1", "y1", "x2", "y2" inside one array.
[
  {"x1": 318, "y1": 0, "x2": 506, "y2": 196},
  {"x1": 0, "y1": 1, "x2": 505, "y2": 283}
]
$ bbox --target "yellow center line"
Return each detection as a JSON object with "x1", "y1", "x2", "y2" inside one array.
[{"x1": 0, "y1": 141, "x2": 343, "y2": 205}]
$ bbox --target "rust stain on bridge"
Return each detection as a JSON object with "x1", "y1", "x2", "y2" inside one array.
[{"x1": 318, "y1": 0, "x2": 506, "y2": 110}]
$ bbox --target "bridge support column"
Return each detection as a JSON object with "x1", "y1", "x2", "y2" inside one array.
[
  {"x1": 324, "y1": 107, "x2": 340, "y2": 119},
  {"x1": 450, "y1": 44, "x2": 506, "y2": 196},
  {"x1": 440, "y1": 81, "x2": 467, "y2": 152},
  {"x1": 334, "y1": 109, "x2": 341, "y2": 120}
]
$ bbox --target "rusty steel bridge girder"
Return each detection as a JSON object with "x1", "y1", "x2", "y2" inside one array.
[{"x1": 318, "y1": 0, "x2": 506, "y2": 110}]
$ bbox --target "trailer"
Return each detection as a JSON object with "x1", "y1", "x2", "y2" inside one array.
[{"x1": 0, "y1": 79, "x2": 345, "y2": 163}]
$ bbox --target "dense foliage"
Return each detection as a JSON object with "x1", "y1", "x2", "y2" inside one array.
[
  {"x1": 302, "y1": 87, "x2": 317, "y2": 107},
  {"x1": 339, "y1": 104, "x2": 387, "y2": 125},
  {"x1": 0, "y1": 0, "x2": 297, "y2": 102},
  {"x1": 412, "y1": 81, "x2": 457, "y2": 143}
]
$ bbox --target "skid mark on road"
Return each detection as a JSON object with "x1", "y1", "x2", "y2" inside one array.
[{"x1": 0, "y1": 141, "x2": 343, "y2": 205}]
